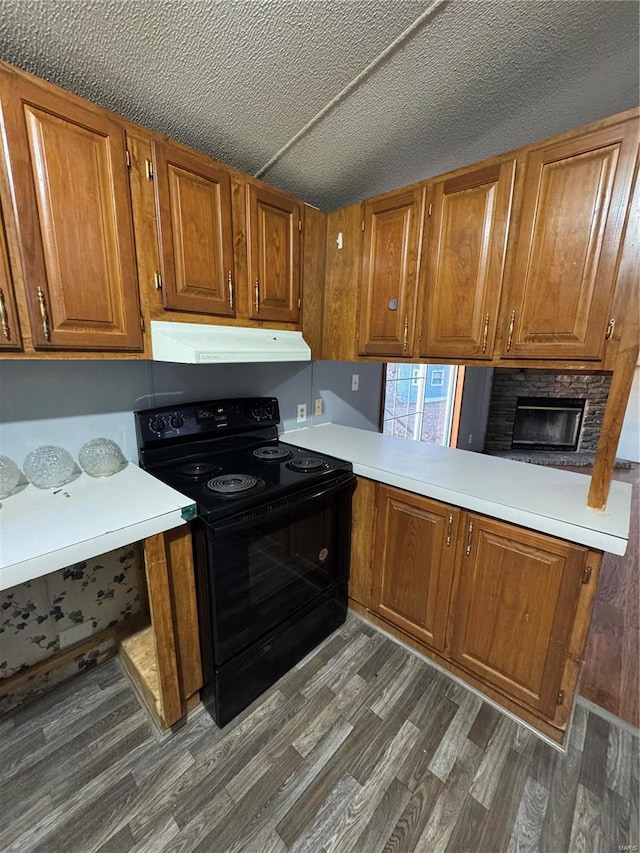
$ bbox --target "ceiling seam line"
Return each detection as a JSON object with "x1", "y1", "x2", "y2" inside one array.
[{"x1": 253, "y1": 0, "x2": 451, "y2": 179}]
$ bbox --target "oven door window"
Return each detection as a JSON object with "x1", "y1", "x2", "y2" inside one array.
[{"x1": 205, "y1": 482, "x2": 352, "y2": 663}]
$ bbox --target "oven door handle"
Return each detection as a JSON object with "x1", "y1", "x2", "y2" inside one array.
[{"x1": 208, "y1": 474, "x2": 356, "y2": 536}]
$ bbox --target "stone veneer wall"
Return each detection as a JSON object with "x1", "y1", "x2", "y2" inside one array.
[{"x1": 484, "y1": 370, "x2": 612, "y2": 453}]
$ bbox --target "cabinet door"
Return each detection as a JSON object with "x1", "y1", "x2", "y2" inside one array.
[
  {"x1": 372, "y1": 486, "x2": 459, "y2": 652},
  {"x1": 358, "y1": 187, "x2": 424, "y2": 357},
  {"x1": 247, "y1": 184, "x2": 301, "y2": 323},
  {"x1": 502, "y1": 118, "x2": 638, "y2": 361},
  {"x1": 0, "y1": 69, "x2": 142, "y2": 350},
  {"x1": 419, "y1": 161, "x2": 515, "y2": 359},
  {"x1": 0, "y1": 207, "x2": 22, "y2": 349},
  {"x1": 152, "y1": 140, "x2": 235, "y2": 316},
  {"x1": 449, "y1": 514, "x2": 587, "y2": 719}
]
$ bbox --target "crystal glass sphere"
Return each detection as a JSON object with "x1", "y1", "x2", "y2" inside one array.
[
  {"x1": 0, "y1": 455, "x2": 21, "y2": 498},
  {"x1": 23, "y1": 445, "x2": 75, "y2": 489},
  {"x1": 78, "y1": 438, "x2": 126, "y2": 478}
]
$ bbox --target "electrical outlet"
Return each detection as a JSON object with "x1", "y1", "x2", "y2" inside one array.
[
  {"x1": 351, "y1": 374, "x2": 359, "y2": 392},
  {"x1": 297, "y1": 403, "x2": 307, "y2": 423},
  {"x1": 58, "y1": 620, "x2": 94, "y2": 649},
  {"x1": 314, "y1": 398, "x2": 323, "y2": 415}
]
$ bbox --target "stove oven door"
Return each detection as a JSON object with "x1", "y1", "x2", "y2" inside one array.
[{"x1": 193, "y1": 475, "x2": 356, "y2": 669}]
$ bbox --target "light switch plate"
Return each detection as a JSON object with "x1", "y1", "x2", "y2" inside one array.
[{"x1": 351, "y1": 374, "x2": 359, "y2": 391}]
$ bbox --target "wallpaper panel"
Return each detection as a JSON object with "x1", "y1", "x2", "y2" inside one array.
[{"x1": 0, "y1": 546, "x2": 140, "y2": 679}]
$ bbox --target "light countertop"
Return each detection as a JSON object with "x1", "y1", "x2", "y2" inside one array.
[
  {"x1": 0, "y1": 464, "x2": 195, "y2": 592},
  {"x1": 283, "y1": 424, "x2": 632, "y2": 555}
]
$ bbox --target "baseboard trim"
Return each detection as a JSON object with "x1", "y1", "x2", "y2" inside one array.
[{"x1": 576, "y1": 695, "x2": 640, "y2": 738}]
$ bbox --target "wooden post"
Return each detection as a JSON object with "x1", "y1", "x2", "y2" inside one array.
[{"x1": 589, "y1": 167, "x2": 640, "y2": 510}]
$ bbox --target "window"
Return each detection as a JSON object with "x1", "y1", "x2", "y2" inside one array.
[{"x1": 382, "y1": 363, "x2": 462, "y2": 446}]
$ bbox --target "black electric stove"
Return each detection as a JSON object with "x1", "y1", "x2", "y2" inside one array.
[{"x1": 134, "y1": 397, "x2": 355, "y2": 726}]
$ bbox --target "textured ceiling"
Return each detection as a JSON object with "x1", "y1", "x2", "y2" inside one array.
[{"x1": 0, "y1": 0, "x2": 638, "y2": 211}]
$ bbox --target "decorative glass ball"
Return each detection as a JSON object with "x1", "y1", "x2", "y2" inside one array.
[
  {"x1": 0, "y1": 455, "x2": 21, "y2": 498},
  {"x1": 78, "y1": 437, "x2": 126, "y2": 478},
  {"x1": 23, "y1": 445, "x2": 75, "y2": 489}
]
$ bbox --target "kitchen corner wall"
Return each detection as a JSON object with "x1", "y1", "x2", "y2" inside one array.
[
  {"x1": 0, "y1": 359, "x2": 383, "y2": 461},
  {"x1": 0, "y1": 357, "x2": 382, "y2": 701}
]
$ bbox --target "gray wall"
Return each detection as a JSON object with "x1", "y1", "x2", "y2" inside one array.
[
  {"x1": 456, "y1": 367, "x2": 493, "y2": 452},
  {"x1": 311, "y1": 361, "x2": 383, "y2": 432},
  {"x1": 0, "y1": 358, "x2": 383, "y2": 464}
]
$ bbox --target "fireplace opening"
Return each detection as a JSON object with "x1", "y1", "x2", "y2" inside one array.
[{"x1": 511, "y1": 396, "x2": 586, "y2": 451}]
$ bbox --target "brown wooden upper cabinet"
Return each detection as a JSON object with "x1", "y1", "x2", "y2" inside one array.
[
  {"x1": 0, "y1": 65, "x2": 142, "y2": 350},
  {"x1": 448, "y1": 514, "x2": 588, "y2": 719},
  {"x1": 419, "y1": 159, "x2": 516, "y2": 360},
  {"x1": 247, "y1": 184, "x2": 301, "y2": 323},
  {"x1": 0, "y1": 206, "x2": 22, "y2": 350},
  {"x1": 501, "y1": 116, "x2": 639, "y2": 361},
  {"x1": 372, "y1": 486, "x2": 460, "y2": 652},
  {"x1": 358, "y1": 187, "x2": 425, "y2": 357},
  {"x1": 152, "y1": 139, "x2": 235, "y2": 317}
]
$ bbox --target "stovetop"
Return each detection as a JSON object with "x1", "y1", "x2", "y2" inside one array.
[
  {"x1": 134, "y1": 397, "x2": 353, "y2": 524},
  {"x1": 143, "y1": 439, "x2": 352, "y2": 522}
]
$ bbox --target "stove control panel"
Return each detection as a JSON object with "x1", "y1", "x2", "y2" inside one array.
[{"x1": 135, "y1": 397, "x2": 281, "y2": 447}]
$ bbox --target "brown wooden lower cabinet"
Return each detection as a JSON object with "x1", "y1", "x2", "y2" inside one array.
[
  {"x1": 354, "y1": 479, "x2": 602, "y2": 744},
  {"x1": 372, "y1": 486, "x2": 460, "y2": 652}
]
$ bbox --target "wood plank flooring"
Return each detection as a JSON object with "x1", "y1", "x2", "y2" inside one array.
[{"x1": 1, "y1": 615, "x2": 637, "y2": 853}]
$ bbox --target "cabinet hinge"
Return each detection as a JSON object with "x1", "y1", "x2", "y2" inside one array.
[
  {"x1": 125, "y1": 150, "x2": 131, "y2": 169},
  {"x1": 361, "y1": 220, "x2": 365, "y2": 232},
  {"x1": 298, "y1": 220, "x2": 302, "y2": 232},
  {"x1": 145, "y1": 159, "x2": 154, "y2": 181},
  {"x1": 428, "y1": 202, "x2": 432, "y2": 217},
  {"x1": 140, "y1": 314, "x2": 145, "y2": 333},
  {"x1": 582, "y1": 565, "x2": 593, "y2": 585},
  {"x1": 556, "y1": 690, "x2": 565, "y2": 706},
  {"x1": 297, "y1": 298, "x2": 301, "y2": 309},
  {"x1": 154, "y1": 272, "x2": 163, "y2": 290}
]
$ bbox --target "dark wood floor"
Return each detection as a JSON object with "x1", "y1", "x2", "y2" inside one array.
[
  {"x1": 571, "y1": 463, "x2": 639, "y2": 728},
  {"x1": 1, "y1": 615, "x2": 637, "y2": 853}
]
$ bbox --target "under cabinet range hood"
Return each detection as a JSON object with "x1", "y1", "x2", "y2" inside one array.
[{"x1": 150, "y1": 321, "x2": 311, "y2": 364}]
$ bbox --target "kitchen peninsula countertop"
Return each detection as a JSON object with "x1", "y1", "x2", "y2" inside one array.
[
  {"x1": 0, "y1": 463, "x2": 195, "y2": 591},
  {"x1": 282, "y1": 424, "x2": 631, "y2": 555}
]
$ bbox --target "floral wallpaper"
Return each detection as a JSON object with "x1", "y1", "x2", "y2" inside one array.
[{"x1": 0, "y1": 545, "x2": 141, "y2": 680}]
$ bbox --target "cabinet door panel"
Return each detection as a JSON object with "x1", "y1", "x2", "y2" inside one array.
[
  {"x1": 153, "y1": 140, "x2": 235, "y2": 316},
  {"x1": 420, "y1": 161, "x2": 515, "y2": 359},
  {"x1": 372, "y1": 487, "x2": 459, "y2": 651},
  {"x1": 359, "y1": 187, "x2": 424, "y2": 357},
  {"x1": 503, "y1": 119, "x2": 638, "y2": 360},
  {"x1": 0, "y1": 72, "x2": 142, "y2": 349},
  {"x1": 449, "y1": 515, "x2": 587, "y2": 718},
  {"x1": 0, "y1": 208, "x2": 22, "y2": 349},
  {"x1": 247, "y1": 185, "x2": 301, "y2": 323}
]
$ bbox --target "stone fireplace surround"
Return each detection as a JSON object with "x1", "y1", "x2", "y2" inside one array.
[{"x1": 484, "y1": 369, "x2": 612, "y2": 459}]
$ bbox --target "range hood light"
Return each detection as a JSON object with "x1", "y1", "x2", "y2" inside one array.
[{"x1": 150, "y1": 321, "x2": 311, "y2": 364}]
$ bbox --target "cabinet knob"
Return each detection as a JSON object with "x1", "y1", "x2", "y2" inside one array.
[
  {"x1": 482, "y1": 313, "x2": 490, "y2": 353},
  {"x1": 0, "y1": 287, "x2": 11, "y2": 341},
  {"x1": 506, "y1": 310, "x2": 516, "y2": 352},
  {"x1": 465, "y1": 522, "x2": 474, "y2": 555},
  {"x1": 37, "y1": 287, "x2": 51, "y2": 342}
]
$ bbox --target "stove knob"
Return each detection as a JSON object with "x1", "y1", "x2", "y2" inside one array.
[
  {"x1": 170, "y1": 414, "x2": 185, "y2": 430},
  {"x1": 149, "y1": 416, "x2": 165, "y2": 434}
]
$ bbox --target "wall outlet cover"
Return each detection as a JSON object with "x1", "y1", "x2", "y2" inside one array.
[
  {"x1": 351, "y1": 374, "x2": 359, "y2": 391},
  {"x1": 58, "y1": 620, "x2": 94, "y2": 649},
  {"x1": 297, "y1": 403, "x2": 307, "y2": 423}
]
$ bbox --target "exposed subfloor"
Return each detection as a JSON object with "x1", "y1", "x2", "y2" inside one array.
[{"x1": 0, "y1": 615, "x2": 637, "y2": 853}]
